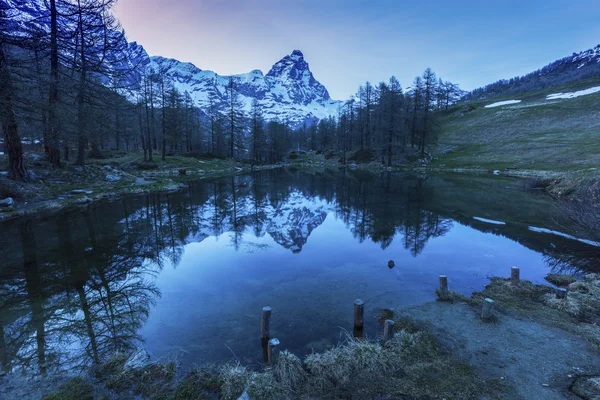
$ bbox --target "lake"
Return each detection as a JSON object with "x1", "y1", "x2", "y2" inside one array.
[{"x1": 0, "y1": 169, "x2": 598, "y2": 375}]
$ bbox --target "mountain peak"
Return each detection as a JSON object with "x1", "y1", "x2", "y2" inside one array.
[
  {"x1": 266, "y1": 50, "x2": 310, "y2": 78},
  {"x1": 290, "y1": 50, "x2": 304, "y2": 60}
]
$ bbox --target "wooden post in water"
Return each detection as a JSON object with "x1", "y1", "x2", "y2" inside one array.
[
  {"x1": 261, "y1": 306, "x2": 272, "y2": 340},
  {"x1": 261, "y1": 306, "x2": 272, "y2": 363},
  {"x1": 267, "y1": 338, "x2": 280, "y2": 366},
  {"x1": 354, "y1": 299, "x2": 365, "y2": 338},
  {"x1": 556, "y1": 288, "x2": 567, "y2": 299},
  {"x1": 481, "y1": 298, "x2": 495, "y2": 320},
  {"x1": 383, "y1": 320, "x2": 395, "y2": 343},
  {"x1": 511, "y1": 267, "x2": 520, "y2": 286},
  {"x1": 439, "y1": 275, "x2": 449, "y2": 300}
]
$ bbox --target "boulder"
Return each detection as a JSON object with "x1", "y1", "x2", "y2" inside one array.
[
  {"x1": 76, "y1": 196, "x2": 92, "y2": 204},
  {"x1": 106, "y1": 174, "x2": 121, "y2": 182},
  {"x1": 571, "y1": 376, "x2": 600, "y2": 399},
  {"x1": 0, "y1": 198, "x2": 14, "y2": 207}
]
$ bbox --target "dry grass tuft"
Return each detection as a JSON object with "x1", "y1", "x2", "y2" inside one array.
[
  {"x1": 544, "y1": 274, "x2": 600, "y2": 323},
  {"x1": 273, "y1": 350, "x2": 305, "y2": 389}
]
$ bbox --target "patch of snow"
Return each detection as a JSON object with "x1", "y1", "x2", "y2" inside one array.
[
  {"x1": 546, "y1": 86, "x2": 600, "y2": 100},
  {"x1": 473, "y1": 217, "x2": 506, "y2": 225},
  {"x1": 484, "y1": 100, "x2": 521, "y2": 108},
  {"x1": 528, "y1": 226, "x2": 600, "y2": 247}
]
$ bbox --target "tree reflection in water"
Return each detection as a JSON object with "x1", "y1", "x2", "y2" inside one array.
[{"x1": 0, "y1": 169, "x2": 597, "y2": 375}]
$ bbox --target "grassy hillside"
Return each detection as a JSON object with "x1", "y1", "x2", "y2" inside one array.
[{"x1": 434, "y1": 77, "x2": 600, "y2": 172}]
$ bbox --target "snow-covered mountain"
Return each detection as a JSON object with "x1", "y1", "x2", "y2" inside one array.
[
  {"x1": 147, "y1": 50, "x2": 341, "y2": 126},
  {"x1": 4, "y1": 0, "x2": 341, "y2": 126}
]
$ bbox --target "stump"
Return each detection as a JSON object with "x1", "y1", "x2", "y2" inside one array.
[
  {"x1": 438, "y1": 275, "x2": 449, "y2": 301},
  {"x1": 267, "y1": 338, "x2": 280, "y2": 365},
  {"x1": 383, "y1": 320, "x2": 395, "y2": 343},
  {"x1": 511, "y1": 267, "x2": 520, "y2": 286},
  {"x1": 481, "y1": 298, "x2": 495, "y2": 320}
]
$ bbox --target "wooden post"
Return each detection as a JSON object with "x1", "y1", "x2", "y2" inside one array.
[
  {"x1": 481, "y1": 298, "x2": 495, "y2": 320},
  {"x1": 511, "y1": 267, "x2": 520, "y2": 286},
  {"x1": 261, "y1": 306, "x2": 272, "y2": 340},
  {"x1": 383, "y1": 320, "x2": 395, "y2": 343},
  {"x1": 267, "y1": 338, "x2": 280, "y2": 366},
  {"x1": 354, "y1": 299, "x2": 365, "y2": 338},
  {"x1": 439, "y1": 275, "x2": 449, "y2": 300},
  {"x1": 556, "y1": 288, "x2": 567, "y2": 299}
]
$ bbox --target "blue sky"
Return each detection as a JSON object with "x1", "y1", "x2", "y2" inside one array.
[{"x1": 115, "y1": 0, "x2": 600, "y2": 99}]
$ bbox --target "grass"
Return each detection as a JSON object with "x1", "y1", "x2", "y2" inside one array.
[
  {"x1": 545, "y1": 273, "x2": 577, "y2": 287},
  {"x1": 41, "y1": 377, "x2": 94, "y2": 400},
  {"x1": 216, "y1": 328, "x2": 495, "y2": 400},
  {"x1": 434, "y1": 77, "x2": 600, "y2": 173},
  {"x1": 456, "y1": 276, "x2": 600, "y2": 352},
  {"x1": 0, "y1": 151, "x2": 276, "y2": 222}
]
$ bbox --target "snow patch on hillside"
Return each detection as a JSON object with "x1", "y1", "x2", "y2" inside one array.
[
  {"x1": 484, "y1": 100, "x2": 521, "y2": 108},
  {"x1": 546, "y1": 86, "x2": 600, "y2": 100}
]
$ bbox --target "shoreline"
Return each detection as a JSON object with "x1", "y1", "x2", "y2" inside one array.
[
  {"x1": 3, "y1": 274, "x2": 599, "y2": 399},
  {"x1": 1, "y1": 151, "x2": 593, "y2": 224}
]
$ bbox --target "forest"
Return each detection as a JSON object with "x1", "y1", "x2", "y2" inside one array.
[{"x1": 0, "y1": 0, "x2": 464, "y2": 184}]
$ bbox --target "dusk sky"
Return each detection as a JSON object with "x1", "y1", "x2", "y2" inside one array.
[{"x1": 114, "y1": 0, "x2": 600, "y2": 100}]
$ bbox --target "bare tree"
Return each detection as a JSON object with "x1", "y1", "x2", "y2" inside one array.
[{"x1": 0, "y1": 5, "x2": 27, "y2": 181}]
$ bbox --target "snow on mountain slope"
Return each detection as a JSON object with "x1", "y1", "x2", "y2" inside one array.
[{"x1": 148, "y1": 50, "x2": 341, "y2": 126}]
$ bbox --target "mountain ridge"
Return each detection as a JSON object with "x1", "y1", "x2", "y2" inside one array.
[{"x1": 465, "y1": 44, "x2": 600, "y2": 101}]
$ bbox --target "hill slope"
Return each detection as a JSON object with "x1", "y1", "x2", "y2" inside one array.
[
  {"x1": 466, "y1": 45, "x2": 600, "y2": 100},
  {"x1": 435, "y1": 78, "x2": 600, "y2": 172}
]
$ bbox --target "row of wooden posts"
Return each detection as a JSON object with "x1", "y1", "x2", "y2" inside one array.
[
  {"x1": 259, "y1": 300, "x2": 396, "y2": 365},
  {"x1": 259, "y1": 266, "x2": 569, "y2": 364},
  {"x1": 439, "y1": 266, "x2": 568, "y2": 320}
]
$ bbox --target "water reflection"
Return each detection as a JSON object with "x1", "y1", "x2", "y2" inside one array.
[{"x1": 0, "y1": 169, "x2": 598, "y2": 375}]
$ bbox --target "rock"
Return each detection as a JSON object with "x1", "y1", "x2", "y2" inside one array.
[
  {"x1": 105, "y1": 174, "x2": 121, "y2": 182},
  {"x1": 71, "y1": 189, "x2": 93, "y2": 195},
  {"x1": 124, "y1": 348, "x2": 152, "y2": 371},
  {"x1": 76, "y1": 196, "x2": 92, "y2": 204},
  {"x1": 74, "y1": 167, "x2": 84, "y2": 172},
  {"x1": 388, "y1": 260, "x2": 395, "y2": 269},
  {"x1": 0, "y1": 198, "x2": 14, "y2": 207},
  {"x1": 26, "y1": 170, "x2": 39, "y2": 180},
  {"x1": 237, "y1": 392, "x2": 251, "y2": 400},
  {"x1": 571, "y1": 376, "x2": 600, "y2": 399}
]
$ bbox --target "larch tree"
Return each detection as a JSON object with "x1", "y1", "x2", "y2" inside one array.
[
  {"x1": 226, "y1": 76, "x2": 245, "y2": 159},
  {"x1": 250, "y1": 98, "x2": 264, "y2": 162},
  {"x1": 0, "y1": 4, "x2": 27, "y2": 181}
]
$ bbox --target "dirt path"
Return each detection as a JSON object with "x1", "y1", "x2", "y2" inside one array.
[{"x1": 401, "y1": 301, "x2": 600, "y2": 399}]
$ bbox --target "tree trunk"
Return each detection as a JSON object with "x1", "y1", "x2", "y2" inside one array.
[
  {"x1": 47, "y1": 0, "x2": 61, "y2": 166},
  {"x1": 0, "y1": 42, "x2": 27, "y2": 181}
]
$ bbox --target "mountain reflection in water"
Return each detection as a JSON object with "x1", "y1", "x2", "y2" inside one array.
[{"x1": 0, "y1": 169, "x2": 598, "y2": 375}]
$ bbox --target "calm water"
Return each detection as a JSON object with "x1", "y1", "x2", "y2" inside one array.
[{"x1": 0, "y1": 169, "x2": 598, "y2": 375}]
